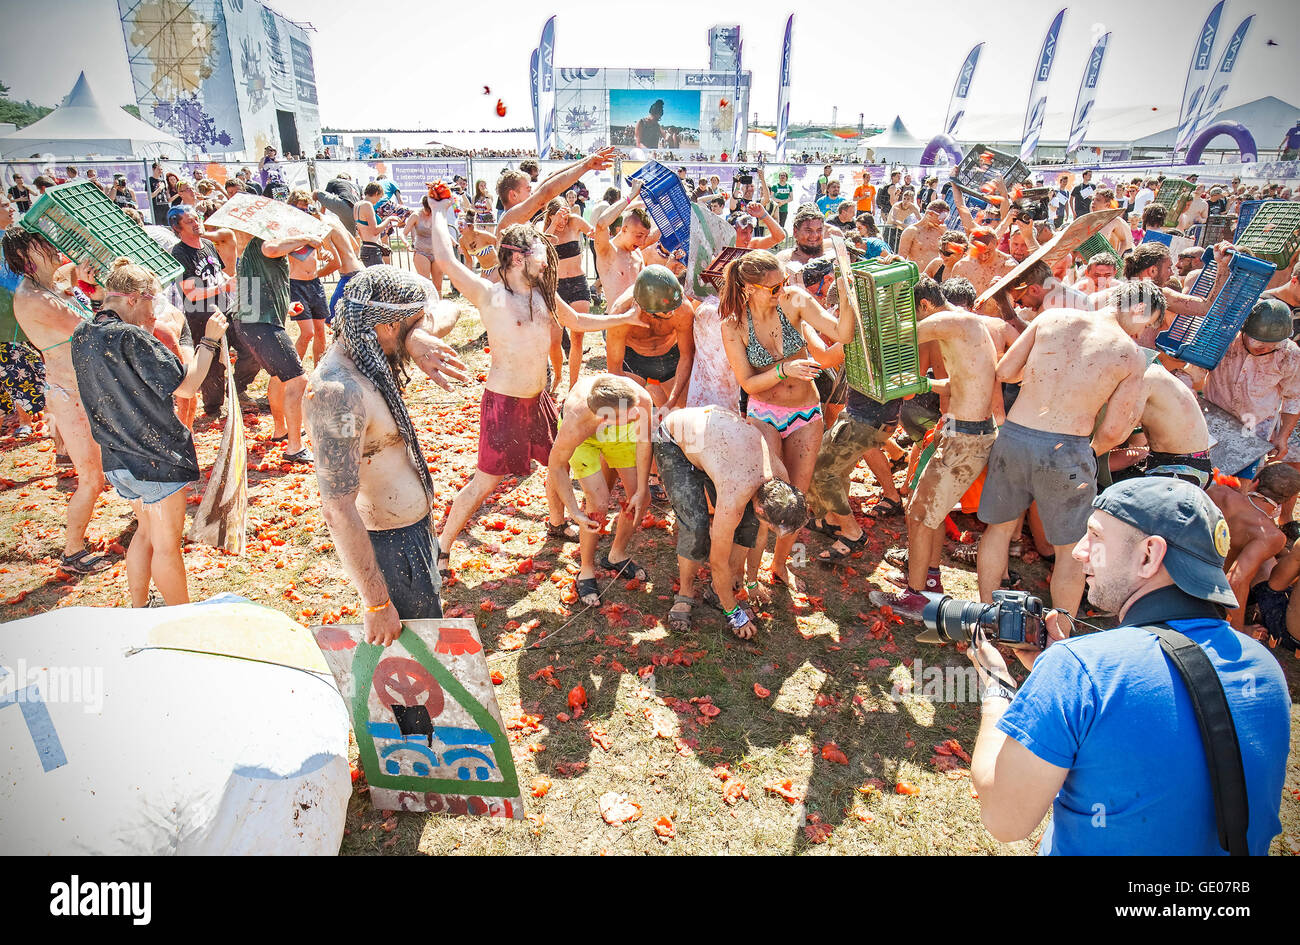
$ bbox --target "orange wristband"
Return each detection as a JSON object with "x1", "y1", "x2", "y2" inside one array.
[{"x1": 365, "y1": 599, "x2": 391, "y2": 614}]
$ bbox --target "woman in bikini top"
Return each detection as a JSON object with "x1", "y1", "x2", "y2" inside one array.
[
  {"x1": 458, "y1": 217, "x2": 499, "y2": 280},
  {"x1": 543, "y1": 198, "x2": 595, "y2": 389},
  {"x1": 717, "y1": 249, "x2": 857, "y2": 596}
]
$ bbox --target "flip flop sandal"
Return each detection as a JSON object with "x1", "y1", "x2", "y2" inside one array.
[
  {"x1": 700, "y1": 584, "x2": 724, "y2": 611},
  {"x1": 436, "y1": 550, "x2": 452, "y2": 579},
  {"x1": 667, "y1": 594, "x2": 695, "y2": 632},
  {"x1": 59, "y1": 550, "x2": 110, "y2": 575},
  {"x1": 809, "y1": 517, "x2": 844, "y2": 539},
  {"x1": 884, "y1": 546, "x2": 908, "y2": 570},
  {"x1": 576, "y1": 576, "x2": 602, "y2": 606},
  {"x1": 599, "y1": 554, "x2": 647, "y2": 581},
  {"x1": 873, "y1": 496, "x2": 905, "y2": 516},
  {"x1": 270, "y1": 433, "x2": 289, "y2": 443},
  {"x1": 283, "y1": 448, "x2": 314, "y2": 464},
  {"x1": 647, "y1": 476, "x2": 667, "y2": 503},
  {"x1": 546, "y1": 520, "x2": 580, "y2": 542},
  {"x1": 817, "y1": 533, "x2": 866, "y2": 564},
  {"x1": 1001, "y1": 569, "x2": 1023, "y2": 590}
]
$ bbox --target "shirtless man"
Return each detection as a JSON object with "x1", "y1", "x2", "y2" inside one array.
[
  {"x1": 285, "y1": 191, "x2": 335, "y2": 366},
  {"x1": 318, "y1": 200, "x2": 365, "y2": 317},
  {"x1": 424, "y1": 196, "x2": 648, "y2": 573},
  {"x1": 593, "y1": 180, "x2": 651, "y2": 314},
  {"x1": 1177, "y1": 188, "x2": 1210, "y2": 233},
  {"x1": 546, "y1": 373, "x2": 653, "y2": 605},
  {"x1": 607, "y1": 265, "x2": 695, "y2": 409},
  {"x1": 356, "y1": 183, "x2": 399, "y2": 267},
  {"x1": 497, "y1": 147, "x2": 617, "y2": 230},
  {"x1": 869, "y1": 277, "x2": 1000, "y2": 618},
  {"x1": 1208, "y1": 463, "x2": 1300, "y2": 628},
  {"x1": 305, "y1": 266, "x2": 468, "y2": 645},
  {"x1": 1091, "y1": 188, "x2": 1134, "y2": 256},
  {"x1": 777, "y1": 205, "x2": 831, "y2": 267},
  {"x1": 1, "y1": 228, "x2": 108, "y2": 573},
  {"x1": 897, "y1": 200, "x2": 949, "y2": 270},
  {"x1": 1135, "y1": 357, "x2": 1213, "y2": 486},
  {"x1": 976, "y1": 286, "x2": 1151, "y2": 616},
  {"x1": 654, "y1": 405, "x2": 808, "y2": 638},
  {"x1": 951, "y1": 227, "x2": 1016, "y2": 304},
  {"x1": 887, "y1": 187, "x2": 921, "y2": 227},
  {"x1": 1073, "y1": 253, "x2": 1119, "y2": 295}
]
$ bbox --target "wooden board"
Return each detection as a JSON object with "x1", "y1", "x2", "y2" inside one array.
[
  {"x1": 204, "y1": 193, "x2": 329, "y2": 243},
  {"x1": 976, "y1": 208, "x2": 1123, "y2": 307},
  {"x1": 312, "y1": 618, "x2": 524, "y2": 819},
  {"x1": 186, "y1": 338, "x2": 247, "y2": 553},
  {"x1": 1203, "y1": 400, "x2": 1276, "y2": 475}
]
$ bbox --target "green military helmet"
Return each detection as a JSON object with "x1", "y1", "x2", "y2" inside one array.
[
  {"x1": 1241, "y1": 297, "x2": 1293, "y2": 343},
  {"x1": 633, "y1": 264, "x2": 683, "y2": 314}
]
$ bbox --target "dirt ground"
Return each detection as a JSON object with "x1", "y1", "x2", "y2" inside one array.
[{"x1": 2, "y1": 302, "x2": 1297, "y2": 855}]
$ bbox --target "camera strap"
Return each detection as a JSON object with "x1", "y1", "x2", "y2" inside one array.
[{"x1": 1142, "y1": 623, "x2": 1250, "y2": 856}]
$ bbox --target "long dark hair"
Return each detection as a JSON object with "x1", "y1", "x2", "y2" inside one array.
[
  {"x1": 498, "y1": 223, "x2": 558, "y2": 317},
  {"x1": 719, "y1": 250, "x2": 781, "y2": 322}
]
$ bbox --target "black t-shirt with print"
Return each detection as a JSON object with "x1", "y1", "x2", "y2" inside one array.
[{"x1": 170, "y1": 238, "x2": 226, "y2": 315}]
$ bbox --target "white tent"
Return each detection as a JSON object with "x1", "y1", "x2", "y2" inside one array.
[
  {"x1": 0, "y1": 72, "x2": 183, "y2": 161},
  {"x1": 859, "y1": 115, "x2": 924, "y2": 164}
]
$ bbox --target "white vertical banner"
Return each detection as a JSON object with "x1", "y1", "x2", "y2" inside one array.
[
  {"x1": 529, "y1": 48, "x2": 542, "y2": 157},
  {"x1": 1190, "y1": 14, "x2": 1254, "y2": 141},
  {"x1": 944, "y1": 43, "x2": 984, "y2": 138},
  {"x1": 538, "y1": 16, "x2": 557, "y2": 159},
  {"x1": 775, "y1": 15, "x2": 794, "y2": 161},
  {"x1": 1173, "y1": 0, "x2": 1226, "y2": 156},
  {"x1": 731, "y1": 39, "x2": 744, "y2": 155},
  {"x1": 1020, "y1": 8, "x2": 1066, "y2": 162},
  {"x1": 1068, "y1": 31, "x2": 1110, "y2": 153}
]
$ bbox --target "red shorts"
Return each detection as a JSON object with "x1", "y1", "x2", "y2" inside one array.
[{"x1": 477, "y1": 388, "x2": 558, "y2": 476}]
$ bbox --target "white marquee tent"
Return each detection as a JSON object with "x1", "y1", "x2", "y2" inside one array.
[
  {"x1": 0, "y1": 72, "x2": 183, "y2": 161},
  {"x1": 858, "y1": 115, "x2": 924, "y2": 164}
]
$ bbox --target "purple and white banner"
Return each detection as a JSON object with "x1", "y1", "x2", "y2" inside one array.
[
  {"x1": 538, "y1": 17, "x2": 557, "y2": 160},
  {"x1": 1190, "y1": 14, "x2": 1254, "y2": 142},
  {"x1": 1020, "y1": 8, "x2": 1066, "y2": 162},
  {"x1": 944, "y1": 43, "x2": 983, "y2": 138},
  {"x1": 731, "y1": 39, "x2": 744, "y2": 155},
  {"x1": 529, "y1": 47, "x2": 542, "y2": 157},
  {"x1": 1068, "y1": 31, "x2": 1110, "y2": 153},
  {"x1": 1173, "y1": 0, "x2": 1226, "y2": 155},
  {"x1": 776, "y1": 16, "x2": 794, "y2": 161}
]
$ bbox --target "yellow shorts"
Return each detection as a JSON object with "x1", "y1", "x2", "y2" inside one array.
[{"x1": 568, "y1": 421, "x2": 638, "y2": 479}]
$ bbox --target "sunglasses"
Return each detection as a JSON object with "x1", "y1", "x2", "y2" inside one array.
[{"x1": 752, "y1": 282, "x2": 783, "y2": 298}]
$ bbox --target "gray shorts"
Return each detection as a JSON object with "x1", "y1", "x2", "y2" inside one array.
[
  {"x1": 977, "y1": 420, "x2": 1096, "y2": 546},
  {"x1": 653, "y1": 429, "x2": 759, "y2": 563}
]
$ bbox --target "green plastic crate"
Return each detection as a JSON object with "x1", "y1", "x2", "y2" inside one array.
[
  {"x1": 1152, "y1": 177, "x2": 1194, "y2": 220},
  {"x1": 841, "y1": 257, "x2": 929, "y2": 403},
  {"x1": 1236, "y1": 201, "x2": 1300, "y2": 270},
  {"x1": 1075, "y1": 232, "x2": 1123, "y2": 269},
  {"x1": 19, "y1": 181, "x2": 182, "y2": 286}
]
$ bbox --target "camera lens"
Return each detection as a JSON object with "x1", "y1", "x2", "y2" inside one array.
[{"x1": 922, "y1": 596, "x2": 994, "y2": 645}]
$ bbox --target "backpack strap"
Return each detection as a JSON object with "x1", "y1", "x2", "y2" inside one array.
[{"x1": 1143, "y1": 623, "x2": 1250, "y2": 856}]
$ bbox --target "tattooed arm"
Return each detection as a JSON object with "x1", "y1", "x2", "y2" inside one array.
[{"x1": 305, "y1": 369, "x2": 400, "y2": 646}]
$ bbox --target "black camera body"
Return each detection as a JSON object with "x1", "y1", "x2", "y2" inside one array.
[{"x1": 922, "y1": 589, "x2": 1047, "y2": 650}]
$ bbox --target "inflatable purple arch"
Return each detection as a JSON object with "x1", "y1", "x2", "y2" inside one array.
[
  {"x1": 921, "y1": 134, "x2": 963, "y2": 167},
  {"x1": 1186, "y1": 121, "x2": 1258, "y2": 165}
]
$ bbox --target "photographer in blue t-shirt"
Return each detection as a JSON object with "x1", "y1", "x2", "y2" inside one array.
[{"x1": 965, "y1": 477, "x2": 1291, "y2": 855}]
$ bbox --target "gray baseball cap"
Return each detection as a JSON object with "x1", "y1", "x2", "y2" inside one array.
[{"x1": 1093, "y1": 478, "x2": 1237, "y2": 607}]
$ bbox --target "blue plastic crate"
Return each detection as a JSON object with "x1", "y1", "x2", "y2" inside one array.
[
  {"x1": 1155, "y1": 251, "x2": 1277, "y2": 369},
  {"x1": 627, "y1": 161, "x2": 692, "y2": 257},
  {"x1": 1187, "y1": 247, "x2": 1216, "y2": 299},
  {"x1": 1141, "y1": 230, "x2": 1173, "y2": 247},
  {"x1": 941, "y1": 184, "x2": 987, "y2": 232},
  {"x1": 1234, "y1": 200, "x2": 1265, "y2": 241}
]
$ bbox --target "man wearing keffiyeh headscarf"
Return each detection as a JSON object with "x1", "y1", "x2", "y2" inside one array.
[{"x1": 304, "y1": 265, "x2": 467, "y2": 645}]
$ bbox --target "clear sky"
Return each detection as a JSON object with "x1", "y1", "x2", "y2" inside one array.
[{"x1": 2, "y1": 0, "x2": 1297, "y2": 136}]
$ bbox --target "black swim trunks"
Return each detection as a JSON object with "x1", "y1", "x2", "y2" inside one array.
[
  {"x1": 557, "y1": 274, "x2": 591, "y2": 304},
  {"x1": 368, "y1": 515, "x2": 443, "y2": 619},
  {"x1": 623, "y1": 344, "x2": 681, "y2": 383},
  {"x1": 289, "y1": 277, "x2": 330, "y2": 321}
]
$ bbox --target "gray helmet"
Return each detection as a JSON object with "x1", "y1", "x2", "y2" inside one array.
[
  {"x1": 633, "y1": 264, "x2": 683, "y2": 314},
  {"x1": 1241, "y1": 297, "x2": 1293, "y2": 343}
]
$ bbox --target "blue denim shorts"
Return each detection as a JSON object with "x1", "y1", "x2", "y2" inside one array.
[{"x1": 105, "y1": 469, "x2": 190, "y2": 505}]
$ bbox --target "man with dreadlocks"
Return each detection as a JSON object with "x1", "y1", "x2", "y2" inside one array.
[
  {"x1": 305, "y1": 266, "x2": 467, "y2": 646},
  {"x1": 424, "y1": 194, "x2": 649, "y2": 576}
]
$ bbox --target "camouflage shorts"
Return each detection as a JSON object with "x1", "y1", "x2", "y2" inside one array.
[{"x1": 808, "y1": 414, "x2": 892, "y2": 517}]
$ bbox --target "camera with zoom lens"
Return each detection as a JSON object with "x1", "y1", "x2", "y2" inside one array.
[{"x1": 922, "y1": 590, "x2": 1047, "y2": 650}]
